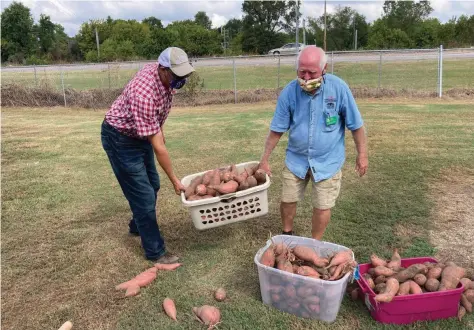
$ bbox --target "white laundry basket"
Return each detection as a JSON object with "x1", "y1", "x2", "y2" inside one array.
[{"x1": 180, "y1": 161, "x2": 271, "y2": 230}]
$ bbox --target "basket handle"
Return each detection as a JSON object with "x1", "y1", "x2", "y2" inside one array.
[{"x1": 219, "y1": 193, "x2": 237, "y2": 203}]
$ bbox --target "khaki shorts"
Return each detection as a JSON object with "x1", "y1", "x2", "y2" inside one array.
[{"x1": 281, "y1": 166, "x2": 342, "y2": 209}]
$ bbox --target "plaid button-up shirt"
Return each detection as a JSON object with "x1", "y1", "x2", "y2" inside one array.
[{"x1": 105, "y1": 63, "x2": 173, "y2": 139}]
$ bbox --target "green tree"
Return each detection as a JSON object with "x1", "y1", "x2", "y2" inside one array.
[
  {"x1": 241, "y1": 0, "x2": 301, "y2": 54},
  {"x1": 455, "y1": 15, "x2": 474, "y2": 46},
  {"x1": 367, "y1": 19, "x2": 413, "y2": 49},
  {"x1": 1, "y1": 1, "x2": 36, "y2": 63},
  {"x1": 382, "y1": 0, "x2": 433, "y2": 35},
  {"x1": 142, "y1": 16, "x2": 163, "y2": 30},
  {"x1": 194, "y1": 11, "x2": 212, "y2": 29},
  {"x1": 36, "y1": 14, "x2": 56, "y2": 53},
  {"x1": 413, "y1": 18, "x2": 440, "y2": 48},
  {"x1": 76, "y1": 19, "x2": 113, "y2": 56}
]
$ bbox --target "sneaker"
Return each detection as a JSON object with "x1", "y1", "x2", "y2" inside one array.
[
  {"x1": 152, "y1": 252, "x2": 180, "y2": 264},
  {"x1": 282, "y1": 230, "x2": 293, "y2": 235}
]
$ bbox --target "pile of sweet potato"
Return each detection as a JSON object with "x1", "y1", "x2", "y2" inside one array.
[
  {"x1": 350, "y1": 249, "x2": 474, "y2": 321},
  {"x1": 184, "y1": 164, "x2": 267, "y2": 201},
  {"x1": 259, "y1": 241, "x2": 356, "y2": 319}
]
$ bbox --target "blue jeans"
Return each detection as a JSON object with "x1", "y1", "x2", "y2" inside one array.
[{"x1": 101, "y1": 120, "x2": 165, "y2": 260}]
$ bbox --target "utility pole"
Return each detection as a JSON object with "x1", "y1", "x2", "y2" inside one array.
[
  {"x1": 303, "y1": 18, "x2": 306, "y2": 45},
  {"x1": 295, "y1": 0, "x2": 299, "y2": 52},
  {"x1": 355, "y1": 29, "x2": 358, "y2": 50},
  {"x1": 95, "y1": 27, "x2": 100, "y2": 59},
  {"x1": 324, "y1": 0, "x2": 327, "y2": 51}
]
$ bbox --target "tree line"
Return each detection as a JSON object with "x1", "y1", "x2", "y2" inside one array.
[{"x1": 1, "y1": 0, "x2": 473, "y2": 64}]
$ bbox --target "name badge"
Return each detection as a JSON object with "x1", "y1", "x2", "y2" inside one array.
[{"x1": 326, "y1": 115, "x2": 338, "y2": 126}]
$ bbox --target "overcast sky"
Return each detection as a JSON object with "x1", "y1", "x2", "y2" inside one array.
[{"x1": 2, "y1": 0, "x2": 473, "y2": 37}]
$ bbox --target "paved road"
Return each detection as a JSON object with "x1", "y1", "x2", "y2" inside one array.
[{"x1": 2, "y1": 49, "x2": 473, "y2": 73}]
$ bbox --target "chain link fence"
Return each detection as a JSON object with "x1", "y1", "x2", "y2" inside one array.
[{"x1": 2, "y1": 47, "x2": 474, "y2": 106}]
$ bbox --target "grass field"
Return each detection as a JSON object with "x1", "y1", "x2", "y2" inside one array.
[
  {"x1": 2, "y1": 100, "x2": 474, "y2": 330},
  {"x1": 2, "y1": 58, "x2": 474, "y2": 92}
]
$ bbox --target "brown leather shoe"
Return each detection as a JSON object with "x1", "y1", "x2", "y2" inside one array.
[{"x1": 153, "y1": 252, "x2": 179, "y2": 264}]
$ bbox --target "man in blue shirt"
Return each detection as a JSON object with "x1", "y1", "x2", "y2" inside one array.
[{"x1": 259, "y1": 46, "x2": 368, "y2": 240}]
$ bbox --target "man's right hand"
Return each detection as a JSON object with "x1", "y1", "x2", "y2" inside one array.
[
  {"x1": 172, "y1": 178, "x2": 186, "y2": 195},
  {"x1": 259, "y1": 161, "x2": 272, "y2": 177}
]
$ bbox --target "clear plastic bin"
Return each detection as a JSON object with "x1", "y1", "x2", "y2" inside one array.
[
  {"x1": 254, "y1": 235, "x2": 354, "y2": 323},
  {"x1": 180, "y1": 161, "x2": 271, "y2": 230}
]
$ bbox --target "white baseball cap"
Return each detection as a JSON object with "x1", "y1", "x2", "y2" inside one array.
[{"x1": 158, "y1": 47, "x2": 195, "y2": 77}]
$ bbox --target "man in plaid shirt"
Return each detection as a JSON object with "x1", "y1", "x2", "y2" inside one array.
[{"x1": 101, "y1": 47, "x2": 195, "y2": 263}]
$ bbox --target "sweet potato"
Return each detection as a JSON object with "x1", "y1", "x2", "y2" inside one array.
[
  {"x1": 133, "y1": 270, "x2": 157, "y2": 287},
  {"x1": 374, "y1": 283, "x2": 387, "y2": 294},
  {"x1": 202, "y1": 171, "x2": 214, "y2": 185},
  {"x1": 326, "y1": 250, "x2": 353, "y2": 268},
  {"x1": 260, "y1": 247, "x2": 275, "y2": 267},
  {"x1": 185, "y1": 175, "x2": 203, "y2": 198},
  {"x1": 329, "y1": 262, "x2": 346, "y2": 280},
  {"x1": 397, "y1": 281, "x2": 411, "y2": 296},
  {"x1": 154, "y1": 263, "x2": 182, "y2": 271},
  {"x1": 439, "y1": 265, "x2": 466, "y2": 291},
  {"x1": 57, "y1": 321, "x2": 73, "y2": 330},
  {"x1": 254, "y1": 169, "x2": 267, "y2": 184},
  {"x1": 427, "y1": 267, "x2": 443, "y2": 279},
  {"x1": 460, "y1": 278, "x2": 474, "y2": 291},
  {"x1": 375, "y1": 278, "x2": 399, "y2": 303},
  {"x1": 292, "y1": 246, "x2": 329, "y2": 267},
  {"x1": 273, "y1": 242, "x2": 289, "y2": 256},
  {"x1": 425, "y1": 278, "x2": 440, "y2": 292},
  {"x1": 196, "y1": 184, "x2": 207, "y2": 196},
  {"x1": 297, "y1": 286, "x2": 315, "y2": 297},
  {"x1": 409, "y1": 281, "x2": 423, "y2": 294},
  {"x1": 245, "y1": 164, "x2": 258, "y2": 176},
  {"x1": 276, "y1": 259, "x2": 293, "y2": 273},
  {"x1": 368, "y1": 268, "x2": 376, "y2": 277},
  {"x1": 413, "y1": 274, "x2": 427, "y2": 286},
  {"x1": 192, "y1": 305, "x2": 221, "y2": 329},
  {"x1": 374, "y1": 266, "x2": 396, "y2": 277},
  {"x1": 461, "y1": 294, "x2": 472, "y2": 313},
  {"x1": 423, "y1": 262, "x2": 436, "y2": 270},
  {"x1": 465, "y1": 289, "x2": 474, "y2": 303},
  {"x1": 375, "y1": 275, "x2": 387, "y2": 284},
  {"x1": 125, "y1": 284, "x2": 140, "y2": 297},
  {"x1": 284, "y1": 285, "x2": 296, "y2": 299},
  {"x1": 370, "y1": 254, "x2": 388, "y2": 268},
  {"x1": 297, "y1": 266, "x2": 320, "y2": 278},
  {"x1": 214, "y1": 288, "x2": 227, "y2": 302},
  {"x1": 387, "y1": 248, "x2": 401, "y2": 270},
  {"x1": 208, "y1": 180, "x2": 239, "y2": 195},
  {"x1": 458, "y1": 306, "x2": 466, "y2": 321},
  {"x1": 163, "y1": 298, "x2": 177, "y2": 321},
  {"x1": 391, "y1": 264, "x2": 427, "y2": 283},
  {"x1": 363, "y1": 273, "x2": 375, "y2": 289},
  {"x1": 246, "y1": 176, "x2": 258, "y2": 188},
  {"x1": 351, "y1": 288, "x2": 360, "y2": 300}
]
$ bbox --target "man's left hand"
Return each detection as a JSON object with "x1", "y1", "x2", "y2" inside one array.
[{"x1": 355, "y1": 153, "x2": 368, "y2": 177}]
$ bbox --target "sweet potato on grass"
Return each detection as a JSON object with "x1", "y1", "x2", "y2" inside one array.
[
  {"x1": 439, "y1": 265, "x2": 466, "y2": 291},
  {"x1": 458, "y1": 306, "x2": 467, "y2": 321},
  {"x1": 193, "y1": 305, "x2": 221, "y2": 329},
  {"x1": 461, "y1": 294, "x2": 472, "y2": 313},
  {"x1": 163, "y1": 298, "x2": 177, "y2": 321},
  {"x1": 465, "y1": 289, "x2": 474, "y2": 303},
  {"x1": 425, "y1": 278, "x2": 440, "y2": 292},
  {"x1": 460, "y1": 278, "x2": 474, "y2": 291},
  {"x1": 375, "y1": 278, "x2": 399, "y2": 303}
]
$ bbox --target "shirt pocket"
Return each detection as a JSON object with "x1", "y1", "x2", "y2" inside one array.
[{"x1": 322, "y1": 101, "x2": 339, "y2": 132}]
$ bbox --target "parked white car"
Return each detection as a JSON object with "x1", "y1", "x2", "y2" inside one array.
[{"x1": 268, "y1": 43, "x2": 306, "y2": 55}]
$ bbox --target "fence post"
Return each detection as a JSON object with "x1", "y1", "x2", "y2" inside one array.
[
  {"x1": 233, "y1": 58, "x2": 237, "y2": 104},
  {"x1": 61, "y1": 66, "x2": 67, "y2": 107},
  {"x1": 438, "y1": 45, "x2": 443, "y2": 98},
  {"x1": 277, "y1": 55, "x2": 281, "y2": 89},
  {"x1": 34, "y1": 65, "x2": 37, "y2": 86},
  {"x1": 108, "y1": 63, "x2": 111, "y2": 89},
  {"x1": 378, "y1": 52, "x2": 382, "y2": 89},
  {"x1": 331, "y1": 51, "x2": 334, "y2": 74}
]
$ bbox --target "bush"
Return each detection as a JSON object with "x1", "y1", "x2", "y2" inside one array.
[
  {"x1": 25, "y1": 55, "x2": 50, "y2": 65},
  {"x1": 179, "y1": 71, "x2": 204, "y2": 101}
]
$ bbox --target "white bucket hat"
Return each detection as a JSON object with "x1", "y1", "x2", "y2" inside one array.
[{"x1": 158, "y1": 47, "x2": 195, "y2": 77}]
